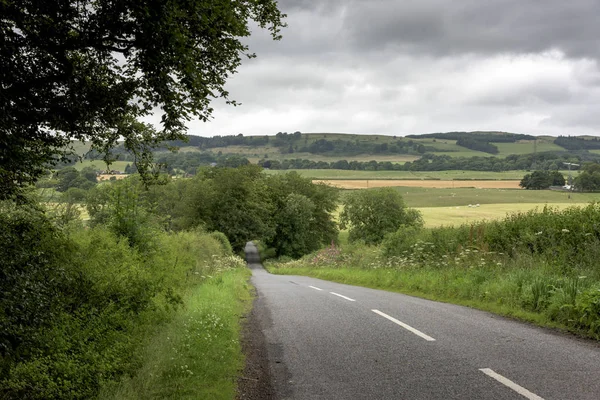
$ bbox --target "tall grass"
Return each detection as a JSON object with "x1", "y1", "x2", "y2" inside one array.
[{"x1": 100, "y1": 267, "x2": 251, "y2": 400}]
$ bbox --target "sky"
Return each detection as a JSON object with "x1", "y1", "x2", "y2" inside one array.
[{"x1": 172, "y1": 0, "x2": 600, "y2": 137}]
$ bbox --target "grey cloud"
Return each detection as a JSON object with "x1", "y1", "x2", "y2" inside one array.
[{"x1": 277, "y1": 0, "x2": 600, "y2": 59}]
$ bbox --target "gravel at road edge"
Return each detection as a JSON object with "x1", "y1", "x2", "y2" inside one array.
[{"x1": 236, "y1": 288, "x2": 275, "y2": 400}]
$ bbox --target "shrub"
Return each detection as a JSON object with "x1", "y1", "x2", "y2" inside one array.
[
  {"x1": 340, "y1": 188, "x2": 422, "y2": 245},
  {"x1": 210, "y1": 231, "x2": 233, "y2": 255}
]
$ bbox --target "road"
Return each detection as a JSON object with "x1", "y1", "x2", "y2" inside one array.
[{"x1": 244, "y1": 243, "x2": 600, "y2": 400}]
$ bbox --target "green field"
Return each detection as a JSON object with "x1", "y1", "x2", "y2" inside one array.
[
  {"x1": 397, "y1": 187, "x2": 599, "y2": 208},
  {"x1": 73, "y1": 160, "x2": 130, "y2": 172},
  {"x1": 417, "y1": 202, "x2": 589, "y2": 227}
]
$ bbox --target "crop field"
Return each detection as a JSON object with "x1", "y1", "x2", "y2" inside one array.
[
  {"x1": 265, "y1": 169, "x2": 550, "y2": 180},
  {"x1": 402, "y1": 187, "x2": 600, "y2": 226},
  {"x1": 335, "y1": 186, "x2": 600, "y2": 228},
  {"x1": 73, "y1": 160, "x2": 130, "y2": 172},
  {"x1": 395, "y1": 187, "x2": 600, "y2": 208},
  {"x1": 417, "y1": 203, "x2": 589, "y2": 227}
]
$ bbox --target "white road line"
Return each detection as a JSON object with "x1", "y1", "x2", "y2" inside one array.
[
  {"x1": 371, "y1": 309, "x2": 436, "y2": 341},
  {"x1": 309, "y1": 285, "x2": 323, "y2": 291},
  {"x1": 330, "y1": 292, "x2": 356, "y2": 302},
  {"x1": 479, "y1": 368, "x2": 545, "y2": 400}
]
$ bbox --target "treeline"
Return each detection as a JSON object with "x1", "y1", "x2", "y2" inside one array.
[
  {"x1": 406, "y1": 131, "x2": 536, "y2": 142},
  {"x1": 554, "y1": 136, "x2": 600, "y2": 151},
  {"x1": 406, "y1": 131, "x2": 536, "y2": 155},
  {"x1": 259, "y1": 152, "x2": 596, "y2": 172},
  {"x1": 574, "y1": 163, "x2": 600, "y2": 191},
  {"x1": 456, "y1": 137, "x2": 499, "y2": 154},
  {"x1": 166, "y1": 133, "x2": 271, "y2": 149},
  {"x1": 519, "y1": 170, "x2": 566, "y2": 189}
]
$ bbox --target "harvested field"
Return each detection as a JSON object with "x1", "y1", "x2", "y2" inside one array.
[{"x1": 315, "y1": 179, "x2": 521, "y2": 189}]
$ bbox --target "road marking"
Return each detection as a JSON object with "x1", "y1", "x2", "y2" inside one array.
[
  {"x1": 309, "y1": 286, "x2": 323, "y2": 291},
  {"x1": 371, "y1": 309, "x2": 436, "y2": 341},
  {"x1": 330, "y1": 292, "x2": 356, "y2": 302},
  {"x1": 479, "y1": 368, "x2": 545, "y2": 400}
]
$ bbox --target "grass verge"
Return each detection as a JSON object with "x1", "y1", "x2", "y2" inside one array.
[
  {"x1": 266, "y1": 266, "x2": 577, "y2": 336},
  {"x1": 99, "y1": 268, "x2": 252, "y2": 400}
]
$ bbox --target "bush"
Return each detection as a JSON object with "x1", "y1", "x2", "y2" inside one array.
[
  {"x1": 1, "y1": 197, "x2": 236, "y2": 399},
  {"x1": 210, "y1": 231, "x2": 233, "y2": 255}
]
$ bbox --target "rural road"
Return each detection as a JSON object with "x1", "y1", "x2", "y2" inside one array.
[{"x1": 243, "y1": 242, "x2": 600, "y2": 400}]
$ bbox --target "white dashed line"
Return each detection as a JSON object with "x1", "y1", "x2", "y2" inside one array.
[
  {"x1": 371, "y1": 309, "x2": 436, "y2": 341},
  {"x1": 479, "y1": 368, "x2": 545, "y2": 400},
  {"x1": 330, "y1": 292, "x2": 356, "y2": 302},
  {"x1": 309, "y1": 286, "x2": 323, "y2": 291}
]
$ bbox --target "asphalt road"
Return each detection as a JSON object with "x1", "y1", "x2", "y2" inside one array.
[{"x1": 244, "y1": 243, "x2": 600, "y2": 400}]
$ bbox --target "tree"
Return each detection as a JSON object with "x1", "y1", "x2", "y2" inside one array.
[
  {"x1": 1, "y1": 0, "x2": 286, "y2": 199},
  {"x1": 340, "y1": 188, "x2": 423, "y2": 245},
  {"x1": 519, "y1": 170, "x2": 563, "y2": 190},
  {"x1": 184, "y1": 165, "x2": 274, "y2": 252},
  {"x1": 265, "y1": 172, "x2": 339, "y2": 257}
]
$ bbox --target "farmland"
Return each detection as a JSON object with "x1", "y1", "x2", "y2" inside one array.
[
  {"x1": 336, "y1": 186, "x2": 600, "y2": 227},
  {"x1": 263, "y1": 169, "x2": 541, "y2": 180},
  {"x1": 417, "y1": 202, "x2": 589, "y2": 227}
]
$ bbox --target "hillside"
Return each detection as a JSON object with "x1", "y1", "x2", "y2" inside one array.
[
  {"x1": 66, "y1": 132, "x2": 600, "y2": 175},
  {"x1": 161, "y1": 131, "x2": 567, "y2": 161}
]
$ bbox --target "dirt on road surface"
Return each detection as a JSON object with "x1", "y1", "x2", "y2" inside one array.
[{"x1": 314, "y1": 179, "x2": 521, "y2": 189}]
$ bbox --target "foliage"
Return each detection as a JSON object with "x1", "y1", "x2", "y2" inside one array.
[
  {"x1": 0, "y1": 0, "x2": 286, "y2": 199},
  {"x1": 574, "y1": 162, "x2": 600, "y2": 192},
  {"x1": 406, "y1": 131, "x2": 536, "y2": 143},
  {"x1": 520, "y1": 170, "x2": 565, "y2": 189},
  {"x1": 554, "y1": 136, "x2": 600, "y2": 151},
  {"x1": 265, "y1": 172, "x2": 339, "y2": 257},
  {"x1": 184, "y1": 166, "x2": 274, "y2": 253},
  {"x1": 340, "y1": 188, "x2": 423, "y2": 245},
  {"x1": 0, "y1": 197, "x2": 238, "y2": 399},
  {"x1": 456, "y1": 137, "x2": 499, "y2": 154},
  {"x1": 99, "y1": 267, "x2": 251, "y2": 400}
]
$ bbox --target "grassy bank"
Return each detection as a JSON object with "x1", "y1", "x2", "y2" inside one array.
[
  {"x1": 100, "y1": 268, "x2": 252, "y2": 400},
  {"x1": 263, "y1": 169, "x2": 538, "y2": 180},
  {"x1": 267, "y1": 266, "x2": 562, "y2": 329},
  {"x1": 267, "y1": 205, "x2": 600, "y2": 339},
  {"x1": 0, "y1": 199, "x2": 251, "y2": 399}
]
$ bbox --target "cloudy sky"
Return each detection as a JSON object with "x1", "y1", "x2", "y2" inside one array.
[{"x1": 186, "y1": 0, "x2": 600, "y2": 137}]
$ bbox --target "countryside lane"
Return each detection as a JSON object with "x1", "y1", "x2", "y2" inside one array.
[{"x1": 244, "y1": 242, "x2": 600, "y2": 400}]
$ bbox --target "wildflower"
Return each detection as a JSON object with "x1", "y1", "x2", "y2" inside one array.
[
  {"x1": 561, "y1": 228, "x2": 570, "y2": 233},
  {"x1": 535, "y1": 231, "x2": 542, "y2": 235}
]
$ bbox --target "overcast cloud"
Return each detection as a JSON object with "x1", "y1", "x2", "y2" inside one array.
[{"x1": 166, "y1": 0, "x2": 600, "y2": 137}]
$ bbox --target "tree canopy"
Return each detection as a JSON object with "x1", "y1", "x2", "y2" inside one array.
[
  {"x1": 340, "y1": 188, "x2": 423, "y2": 245},
  {"x1": 0, "y1": 0, "x2": 285, "y2": 199}
]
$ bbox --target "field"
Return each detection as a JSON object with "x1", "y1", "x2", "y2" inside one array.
[
  {"x1": 417, "y1": 203, "x2": 588, "y2": 227},
  {"x1": 265, "y1": 169, "x2": 574, "y2": 180},
  {"x1": 73, "y1": 160, "x2": 131, "y2": 172},
  {"x1": 337, "y1": 186, "x2": 600, "y2": 228}
]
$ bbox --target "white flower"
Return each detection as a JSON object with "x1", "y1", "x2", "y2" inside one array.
[{"x1": 561, "y1": 228, "x2": 570, "y2": 233}]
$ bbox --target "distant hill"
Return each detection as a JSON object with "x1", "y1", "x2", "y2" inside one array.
[
  {"x1": 67, "y1": 132, "x2": 598, "y2": 173},
  {"x1": 159, "y1": 131, "x2": 567, "y2": 160}
]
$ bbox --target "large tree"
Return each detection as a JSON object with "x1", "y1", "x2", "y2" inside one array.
[{"x1": 0, "y1": 0, "x2": 285, "y2": 199}]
